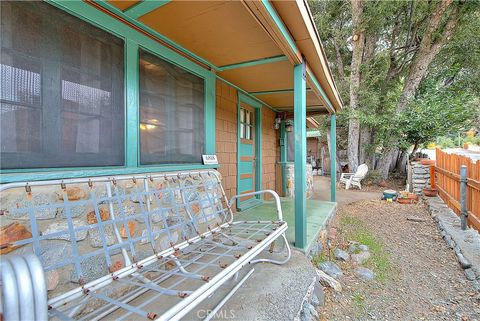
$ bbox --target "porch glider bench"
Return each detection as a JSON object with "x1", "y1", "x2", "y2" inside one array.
[{"x1": 0, "y1": 170, "x2": 290, "y2": 321}]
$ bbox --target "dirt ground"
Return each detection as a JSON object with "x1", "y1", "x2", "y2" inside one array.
[{"x1": 319, "y1": 199, "x2": 480, "y2": 321}]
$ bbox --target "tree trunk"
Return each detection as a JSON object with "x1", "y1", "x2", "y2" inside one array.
[
  {"x1": 396, "y1": 0, "x2": 460, "y2": 112},
  {"x1": 327, "y1": 129, "x2": 342, "y2": 179},
  {"x1": 359, "y1": 125, "x2": 372, "y2": 167},
  {"x1": 376, "y1": 148, "x2": 396, "y2": 180},
  {"x1": 380, "y1": 0, "x2": 460, "y2": 180},
  {"x1": 347, "y1": 0, "x2": 365, "y2": 173},
  {"x1": 396, "y1": 151, "x2": 408, "y2": 175}
]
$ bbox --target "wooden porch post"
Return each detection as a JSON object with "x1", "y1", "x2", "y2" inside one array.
[
  {"x1": 330, "y1": 114, "x2": 337, "y2": 202},
  {"x1": 294, "y1": 61, "x2": 307, "y2": 249}
]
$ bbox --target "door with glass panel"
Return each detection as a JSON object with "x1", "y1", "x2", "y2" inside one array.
[{"x1": 237, "y1": 102, "x2": 260, "y2": 210}]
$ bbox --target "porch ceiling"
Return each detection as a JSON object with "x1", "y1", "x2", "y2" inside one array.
[{"x1": 104, "y1": 0, "x2": 338, "y2": 113}]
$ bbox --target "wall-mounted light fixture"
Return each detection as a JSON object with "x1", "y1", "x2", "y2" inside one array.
[
  {"x1": 273, "y1": 117, "x2": 282, "y2": 130},
  {"x1": 286, "y1": 119, "x2": 293, "y2": 132}
]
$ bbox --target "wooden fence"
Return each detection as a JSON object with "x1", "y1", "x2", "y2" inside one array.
[{"x1": 434, "y1": 148, "x2": 480, "y2": 231}]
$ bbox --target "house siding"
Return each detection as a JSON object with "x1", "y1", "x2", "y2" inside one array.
[
  {"x1": 215, "y1": 79, "x2": 281, "y2": 203},
  {"x1": 262, "y1": 108, "x2": 280, "y2": 200},
  {"x1": 215, "y1": 80, "x2": 238, "y2": 200}
]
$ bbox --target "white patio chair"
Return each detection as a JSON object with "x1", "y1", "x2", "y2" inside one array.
[{"x1": 339, "y1": 164, "x2": 369, "y2": 190}]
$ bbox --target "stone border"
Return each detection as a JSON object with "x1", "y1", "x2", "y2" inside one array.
[
  {"x1": 294, "y1": 276, "x2": 324, "y2": 321},
  {"x1": 425, "y1": 196, "x2": 480, "y2": 292}
]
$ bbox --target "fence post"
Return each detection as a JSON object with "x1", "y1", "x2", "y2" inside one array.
[{"x1": 460, "y1": 165, "x2": 468, "y2": 230}]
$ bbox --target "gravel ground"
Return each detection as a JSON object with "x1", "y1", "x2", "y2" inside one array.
[{"x1": 320, "y1": 200, "x2": 480, "y2": 321}]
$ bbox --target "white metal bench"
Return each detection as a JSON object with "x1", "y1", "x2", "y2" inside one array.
[{"x1": 0, "y1": 170, "x2": 290, "y2": 320}]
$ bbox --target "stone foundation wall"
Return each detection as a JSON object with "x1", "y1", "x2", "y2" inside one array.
[
  {"x1": 409, "y1": 161, "x2": 431, "y2": 195},
  {"x1": 285, "y1": 163, "x2": 314, "y2": 199}
]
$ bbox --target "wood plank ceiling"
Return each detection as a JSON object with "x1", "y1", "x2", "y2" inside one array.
[{"x1": 107, "y1": 0, "x2": 329, "y2": 113}]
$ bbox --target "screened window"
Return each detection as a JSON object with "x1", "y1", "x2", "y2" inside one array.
[
  {"x1": 139, "y1": 49, "x2": 205, "y2": 165},
  {"x1": 240, "y1": 107, "x2": 254, "y2": 140},
  {"x1": 0, "y1": 2, "x2": 125, "y2": 170}
]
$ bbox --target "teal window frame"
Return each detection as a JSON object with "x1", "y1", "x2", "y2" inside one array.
[{"x1": 1, "y1": 0, "x2": 216, "y2": 184}]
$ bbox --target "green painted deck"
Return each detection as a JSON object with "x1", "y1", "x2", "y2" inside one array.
[{"x1": 234, "y1": 198, "x2": 336, "y2": 253}]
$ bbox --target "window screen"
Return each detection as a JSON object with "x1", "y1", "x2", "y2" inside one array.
[
  {"x1": 0, "y1": 2, "x2": 125, "y2": 170},
  {"x1": 139, "y1": 49, "x2": 205, "y2": 165}
]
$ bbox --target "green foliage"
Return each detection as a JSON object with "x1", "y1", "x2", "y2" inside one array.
[
  {"x1": 311, "y1": 0, "x2": 480, "y2": 162},
  {"x1": 339, "y1": 215, "x2": 393, "y2": 282},
  {"x1": 397, "y1": 79, "x2": 479, "y2": 150}
]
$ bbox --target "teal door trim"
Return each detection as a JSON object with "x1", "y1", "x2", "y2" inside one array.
[
  {"x1": 236, "y1": 92, "x2": 263, "y2": 210},
  {"x1": 294, "y1": 62, "x2": 307, "y2": 249},
  {"x1": 330, "y1": 114, "x2": 337, "y2": 202}
]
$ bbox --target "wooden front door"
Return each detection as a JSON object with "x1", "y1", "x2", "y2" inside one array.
[{"x1": 237, "y1": 102, "x2": 260, "y2": 210}]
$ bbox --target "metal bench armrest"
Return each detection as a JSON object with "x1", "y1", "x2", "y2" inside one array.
[{"x1": 228, "y1": 190, "x2": 283, "y2": 221}]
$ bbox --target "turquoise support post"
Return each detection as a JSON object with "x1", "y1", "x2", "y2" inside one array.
[
  {"x1": 294, "y1": 62, "x2": 307, "y2": 249},
  {"x1": 330, "y1": 114, "x2": 337, "y2": 202}
]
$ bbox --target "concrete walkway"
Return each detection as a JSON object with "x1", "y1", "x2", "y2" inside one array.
[
  {"x1": 311, "y1": 176, "x2": 381, "y2": 207},
  {"x1": 184, "y1": 177, "x2": 382, "y2": 320}
]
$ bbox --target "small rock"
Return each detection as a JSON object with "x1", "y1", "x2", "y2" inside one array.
[
  {"x1": 56, "y1": 205, "x2": 87, "y2": 219},
  {"x1": 319, "y1": 261, "x2": 343, "y2": 279},
  {"x1": 465, "y1": 268, "x2": 476, "y2": 281},
  {"x1": 348, "y1": 242, "x2": 359, "y2": 253},
  {"x1": 444, "y1": 234, "x2": 455, "y2": 248},
  {"x1": 300, "y1": 308, "x2": 310, "y2": 321},
  {"x1": 57, "y1": 187, "x2": 87, "y2": 201},
  {"x1": 358, "y1": 244, "x2": 369, "y2": 252},
  {"x1": 39, "y1": 242, "x2": 72, "y2": 267},
  {"x1": 310, "y1": 242, "x2": 323, "y2": 257},
  {"x1": 43, "y1": 220, "x2": 87, "y2": 242},
  {"x1": 456, "y1": 252, "x2": 471, "y2": 269},
  {"x1": 89, "y1": 225, "x2": 117, "y2": 247},
  {"x1": 313, "y1": 281, "x2": 325, "y2": 307},
  {"x1": 351, "y1": 251, "x2": 371, "y2": 265},
  {"x1": 334, "y1": 248, "x2": 349, "y2": 261},
  {"x1": 70, "y1": 254, "x2": 108, "y2": 283},
  {"x1": 86, "y1": 207, "x2": 110, "y2": 224},
  {"x1": 407, "y1": 216, "x2": 426, "y2": 222},
  {"x1": 316, "y1": 269, "x2": 342, "y2": 292},
  {"x1": 308, "y1": 303, "x2": 319, "y2": 320},
  {"x1": 120, "y1": 221, "x2": 137, "y2": 238},
  {"x1": 45, "y1": 270, "x2": 59, "y2": 291},
  {"x1": 6, "y1": 194, "x2": 57, "y2": 220},
  {"x1": 354, "y1": 267, "x2": 375, "y2": 281},
  {"x1": 108, "y1": 260, "x2": 124, "y2": 273},
  {"x1": 0, "y1": 222, "x2": 32, "y2": 254},
  {"x1": 311, "y1": 293, "x2": 320, "y2": 307}
]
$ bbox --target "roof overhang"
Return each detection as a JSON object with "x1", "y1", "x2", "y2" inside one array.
[{"x1": 96, "y1": 0, "x2": 342, "y2": 114}]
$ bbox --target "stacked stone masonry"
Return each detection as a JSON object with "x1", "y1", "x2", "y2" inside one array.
[{"x1": 410, "y1": 161, "x2": 431, "y2": 195}]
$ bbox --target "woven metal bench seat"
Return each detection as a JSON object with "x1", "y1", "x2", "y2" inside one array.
[{"x1": 0, "y1": 170, "x2": 290, "y2": 321}]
